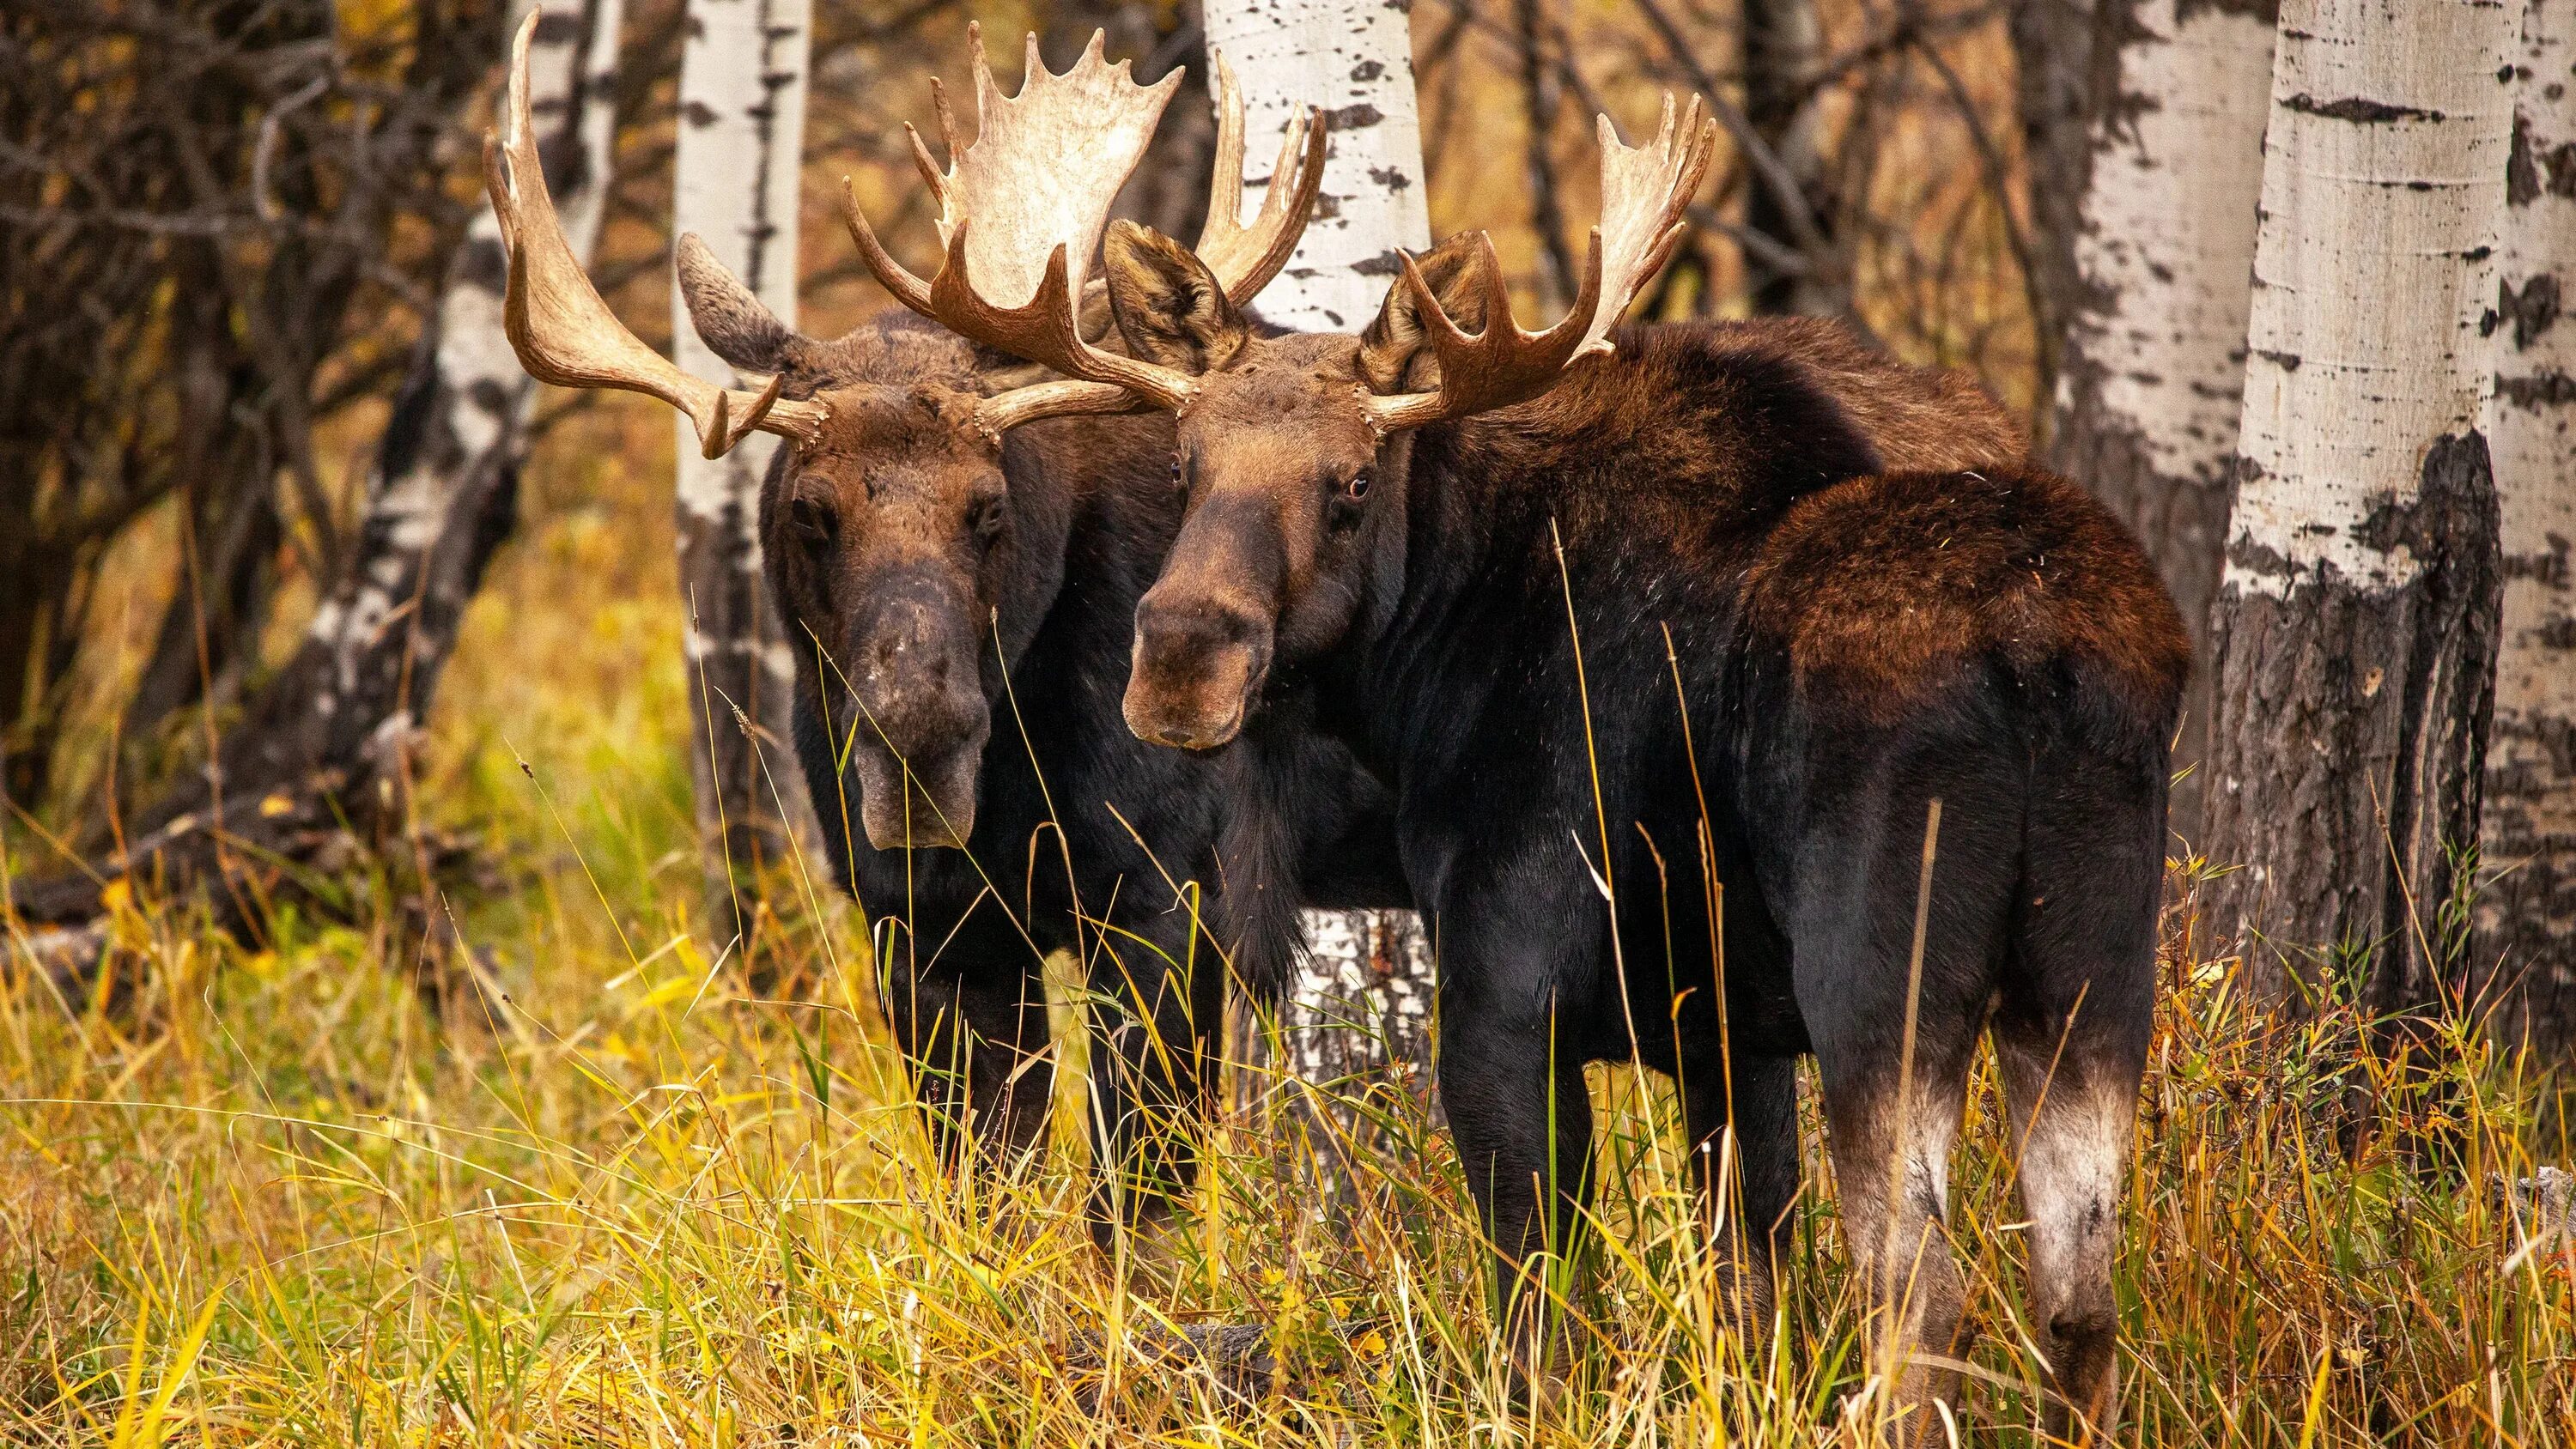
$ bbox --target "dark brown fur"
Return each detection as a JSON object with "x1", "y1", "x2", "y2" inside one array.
[
  {"x1": 1096, "y1": 227, "x2": 2184, "y2": 1441},
  {"x1": 685, "y1": 282, "x2": 1405, "y2": 1238}
]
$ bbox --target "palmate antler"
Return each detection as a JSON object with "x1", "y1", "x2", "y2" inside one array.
[
  {"x1": 1359, "y1": 96, "x2": 1716, "y2": 436},
  {"x1": 840, "y1": 27, "x2": 1327, "y2": 417},
  {"x1": 483, "y1": 13, "x2": 827, "y2": 457}
]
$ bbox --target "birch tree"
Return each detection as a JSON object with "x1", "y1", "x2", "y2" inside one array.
[
  {"x1": 1200, "y1": 0, "x2": 1440, "y2": 1134},
  {"x1": 1202, "y1": 0, "x2": 1433, "y2": 332},
  {"x1": 670, "y1": 0, "x2": 814, "y2": 945},
  {"x1": 2479, "y1": 0, "x2": 2576, "y2": 1052},
  {"x1": 2049, "y1": 0, "x2": 2277, "y2": 833},
  {"x1": 14, "y1": 0, "x2": 628, "y2": 976},
  {"x1": 2203, "y1": 0, "x2": 2515, "y2": 1008}
]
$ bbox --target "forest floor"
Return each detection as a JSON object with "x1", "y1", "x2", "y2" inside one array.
[{"x1": 3, "y1": 396, "x2": 2572, "y2": 1446}]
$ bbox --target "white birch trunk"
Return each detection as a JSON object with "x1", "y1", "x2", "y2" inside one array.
[
  {"x1": 2478, "y1": 0, "x2": 2576, "y2": 1050},
  {"x1": 2050, "y1": 0, "x2": 2276, "y2": 834},
  {"x1": 670, "y1": 0, "x2": 815, "y2": 938},
  {"x1": 279, "y1": 0, "x2": 625, "y2": 791},
  {"x1": 1202, "y1": 0, "x2": 1441, "y2": 1149},
  {"x1": 2204, "y1": 0, "x2": 2516, "y2": 1000},
  {"x1": 1202, "y1": 0, "x2": 1433, "y2": 332}
]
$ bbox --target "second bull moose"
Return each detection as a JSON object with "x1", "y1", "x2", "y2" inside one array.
[{"x1": 845, "y1": 33, "x2": 2186, "y2": 1446}]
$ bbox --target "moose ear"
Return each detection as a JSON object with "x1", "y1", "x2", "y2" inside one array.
[
  {"x1": 1103, "y1": 220, "x2": 1248, "y2": 373},
  {"x1": 677, "y1": 233, "x2": 808, "y2": 375},
  {"x1": 1357, "y1": 233, "x2": 1491, "y2": 393}
]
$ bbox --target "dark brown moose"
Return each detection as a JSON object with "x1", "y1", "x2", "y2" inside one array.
[
  {"x1": 852, "y1": 77, "x2": 2187, "y2": 1444},
  {"x1": 485, "y1": 16, "x2": 1406, "y2": 1237}
]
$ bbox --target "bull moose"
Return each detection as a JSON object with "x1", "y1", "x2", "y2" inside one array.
[
  {"x1": 845, "y1": 54, "x2": 2186, "y2": 1444},
  {"x1": 483, "y1": 16, "x2": 1410, "y2": 1237}
]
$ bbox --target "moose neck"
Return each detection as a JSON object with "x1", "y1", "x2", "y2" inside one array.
[{"x1": 1327, "y1": 321, "x2": 1888, "y2": 795}]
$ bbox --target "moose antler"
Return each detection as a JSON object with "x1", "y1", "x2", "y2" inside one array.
[
  {"x1": 1358, "y1": 95, "x2": 1715, "y2": 437},
  {"x1": 483, "y1": 13, "x2": 825, "y2": 458},
  {"x1": 1195, "y1": 51, "x2": 1330, "y2": 306},
  {"x1": 841, "y1": 27, "x2": 1326, "y2": 417}
]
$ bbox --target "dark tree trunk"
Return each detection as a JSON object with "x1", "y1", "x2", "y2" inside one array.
[
  {"x1": 1739, "y1": 0, "x2": 1832, "y2": 316},
  {"x1": 2003, "y1": 0, "x2": 2103, "y2": 436},
  {"x1": 2206, "y1": 440, "x2": 2504, "y2": 1009}
]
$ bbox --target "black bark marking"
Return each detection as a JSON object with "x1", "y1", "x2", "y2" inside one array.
[
  {"x1": 2498, "y1": 369, "x2": 2576, "y2": 409},
  {"x1": 2205, "y1": 432, "x2": 2500, "y2": 1013},
  {"x1": 1325, "y1": 103, "x2": 1384, "y2": 129},
  {"x1": 2283, "y1": 94, "x2": 2442, "y2": 124},
  {"x1": 1351, "y1": 59, "x2": 1384, "y2": 82},
  {"x1": 1366, "y1": 165, "x2": 1411, "y2": 191},
  {"x1": 2499, "y1": 273, "x2": 2561, "y2": 349},
  {"x1": 1350, "y1": 249, "x2": 1406, "y2": 277}
]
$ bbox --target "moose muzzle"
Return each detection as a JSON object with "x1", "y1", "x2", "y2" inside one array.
[
  {"x1": 846, "y1": 580, "x2": 990, "y2": 850},
  {"x1": 1124, "y1": 592, "x2": 1272, "y2": 751}
]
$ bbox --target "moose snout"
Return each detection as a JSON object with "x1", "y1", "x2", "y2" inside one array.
[
  {"x1": 1124, "y1": 591, "x2": 1271, "y2": 751},
  {"x1": 846, "y1": 585, "x2": 991, "y2": 849}
]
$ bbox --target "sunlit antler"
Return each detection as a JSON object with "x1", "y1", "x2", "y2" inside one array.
[
  {"x1": 1359, "y1": 95, "x2": 1715, "y2": 437},
  {"x1": 1194, "y1": 51, "x2": 1328, "y2": 306},
  {"x1": 483, "y1": 12, "x2": 825, "y2": 458},
  {"x1": 841, "y1": 27, "x2": 1327, "y2": 424}
]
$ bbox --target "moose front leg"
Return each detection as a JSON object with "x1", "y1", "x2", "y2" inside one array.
[
  {"x1": 877, "y1": 908, "x2": 1056, "y2": 1175},
  {"x1": 1082, "y1": 906, "x2": 1224, "y2": 1244},
  {"x1": 1437, "y1": 949, "x2": 1599, "y2": 1397},
  {"x1": 1680, "y1": 1053, "x2": 1801, "y2": 1342}
]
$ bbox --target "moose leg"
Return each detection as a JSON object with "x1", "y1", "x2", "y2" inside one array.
[
  {"x1": 1994, "y1": 757, "x2": 2160, "y2": 1444},
  {"x1": 1083, "y1": 908, "x2": 1224, "y2": 1239},
  {"x1": 1437, "y1": 924, "x2": 1598, "y2": 1393},
  {"x1": 878, "y1": 908, "x2": 1055, "y2": 1174},
  {"x1": 1788, "y1": 797, "x2": 2009, "y2": 1444},
  {"x1": 1680, "y1": 1054, "x2": 1801, "y2": 1342}
]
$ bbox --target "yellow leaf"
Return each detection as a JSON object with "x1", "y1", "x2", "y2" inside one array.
[
  {"x1": 100, "y1": 878, "x2": 131, "y2": 913},
  {"x1": 1355, "y1": 1330, "x2": 1388, "y2": 1358},
  {"x1": 258, "y1": 792, "x2": 295, "y2": 818}
]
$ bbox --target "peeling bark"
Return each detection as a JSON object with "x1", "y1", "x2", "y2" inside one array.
[
  {"x1": 671, "y1": 0, "x2": 815, "y2": 942},
  {"x1": 2204, "y1": 0, "x2": 2515, "y2": 1009},
  {"x1": 2478, "y1": 0, "x2": 2576, "y2": 1055},
  {"x1": 2048, "y1": 0, "x2": 2276, "y2": 835}
]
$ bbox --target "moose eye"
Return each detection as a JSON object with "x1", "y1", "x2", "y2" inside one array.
[
  {"x1": 969, "y1": 493, "x2": 1005, "y2": 543},
  {"x1": 788, "y1": 494, "x2": 836, "y2": 544},
  {"x1": 1170, "y1": 457, "x2": 1187, "y2": 494},
  {"x1": 1346, "y1": 472, "x2": 1371, "y2": 500}
]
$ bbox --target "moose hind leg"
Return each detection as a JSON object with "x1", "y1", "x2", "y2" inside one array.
[{"x1": 1995, "y1": 756, "x2": 2159, "y2": 1445}]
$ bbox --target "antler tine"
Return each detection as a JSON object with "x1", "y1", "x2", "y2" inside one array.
[
  {"x1": 485, "y1": 12, "x2": 823, "y2": 458},
  {"x1": 1359, "y1": 94, "x2": 1713, "y2": 436},
  {"x1": 1194, "y1": 53, "x2": 1327, "y2": 305},
  {"x1": 843, "y1": 24, "x2": 1200, "y2": 408},
  {"x1": 1360, "y1": 230, "x2": 1605, "y2": 436}
]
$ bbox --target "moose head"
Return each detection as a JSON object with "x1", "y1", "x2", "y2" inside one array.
[
  {"x1": 486, "y1": 15, "x2": 1321, "y2": 845},
  {"x1": 848, "y1": 80, "x2": 1713, "y2": 749}
]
